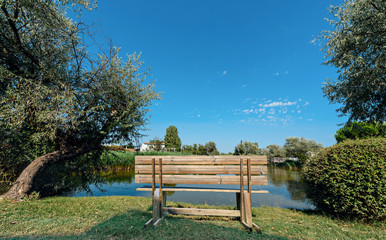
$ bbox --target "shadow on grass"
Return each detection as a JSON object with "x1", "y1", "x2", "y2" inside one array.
[{"x1": 9, "y1": 208, "x2": 288, "y2": 240}]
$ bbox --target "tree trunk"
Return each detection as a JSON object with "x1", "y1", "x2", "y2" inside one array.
[{"x1": 0, "y1": 146, "x2": 95, "y2": 201}]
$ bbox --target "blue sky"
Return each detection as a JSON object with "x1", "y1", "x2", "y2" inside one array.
[{"x1": 80, "y1": 0, "x2": 346, "y2": 153}]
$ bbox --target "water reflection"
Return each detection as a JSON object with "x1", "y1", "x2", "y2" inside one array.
[
  {"x1": 267, "y1": 167, "x2": 307, "y2": 201},
  {"x1": 67, "y1": 166, "x2": 314, "y2": 210}
]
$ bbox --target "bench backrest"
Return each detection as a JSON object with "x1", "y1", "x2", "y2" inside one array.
[{"x1": 135, "y1": 155, "x2": 267, "y2": 185}]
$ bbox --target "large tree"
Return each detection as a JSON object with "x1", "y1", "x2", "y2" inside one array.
[
  {"x1": 265, "y1": 144, "x2": 286, "y2": 160},
  {"x1": 233, "y1": 140, "x2": 260, "y2": 155},
  {"x1": 164, "y1": 125, "x2": 181, "y2": 151},
  {"x1": 319, "y1": 0, "x2": 385, "y2": 123},
  {"x1": 335, "y1": 121, "x2": 386, "y2": 143},
  {"x1": 204, "y1": 141, "x2": 220, "y2": 155},
  {"x1": 0, "y1": 0, "x2": 159, "y2": 200},
  {"x1": 283, "y1": 137, "x2": 323, "y2": 163}
]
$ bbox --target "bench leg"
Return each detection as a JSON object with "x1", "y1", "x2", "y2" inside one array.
[
  {"x1": 239, "y1": 191, "x2": 262, "y2": 233},
  {"x1": 236, "y1": 192, "x2": 240, "y2": 211},
  {"x1": 162, "y1": 191, "x2": 167, "y2": 209},
  {"x1": 243, "y1": 191, "x2": 252, "y2": 226},
  {"x1": 145, "y1": 188, "x2": 165, "y2": 229}
]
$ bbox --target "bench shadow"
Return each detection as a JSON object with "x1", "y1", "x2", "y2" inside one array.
[{"x1": 8, "y1": 208, "x2": 289, "y2": 240}]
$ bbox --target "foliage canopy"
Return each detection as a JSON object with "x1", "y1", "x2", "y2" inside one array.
[
  {"x1": 234, "y1": 140, "x2": 260, "y2": 155},
  {"x1": 164, "y1": 125, "x2": 181, "y2": 151},
  {"x1": 303, "y1": 138, "x2": 386, "y2": 221},
  {"x1": 283, "y1": 137, "x2": 323, "y2": 163},
  {"x1": 319, "y1": 0, "x2": 385, "y2": 122},
  {"x1": 0, "y1": 0, "x2": 159, "y2": 200},
  {"x1": 335, "y1": 121, "x2": 386, "y2": 143}
]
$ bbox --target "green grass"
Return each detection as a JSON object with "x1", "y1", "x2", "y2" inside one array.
[
  {"x1": 0, "y1": 196, "x2": 384, "y2": 239},
  {"x1": 134, "y1": 151, "x2": 192, "y2": 156},
  {"x1": 273, "y1": 160, "x2": 302, "y2": 170},
  {"x1": 100, "y1": 151, "x2": 136, "y2": 169},
  {"x1": 100, "y1": 151, "x2": 192, "y2": 169}
]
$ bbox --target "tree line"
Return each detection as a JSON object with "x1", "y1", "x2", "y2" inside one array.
[{"x1": 148, "y1": 125, "x2": 324, "y2": 162}]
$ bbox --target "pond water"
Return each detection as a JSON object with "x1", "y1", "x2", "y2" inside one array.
[{"x1": 68, "y1": 166, "x2": 315, "y2": 210}]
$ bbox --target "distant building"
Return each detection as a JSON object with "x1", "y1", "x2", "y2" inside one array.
[
  {"x1": 140, "y1": 142, "x2": 166, "y2": 152},
  {"x1": 271, "y1": 157, "x2": 286, "y2": 163},
  {"x1": 271, "y1": 157, "x2": 299, "y2": 163}
]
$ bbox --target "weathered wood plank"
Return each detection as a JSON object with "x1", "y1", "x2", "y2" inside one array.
[
  {"x1": 158, "y1": 158, "x2": 163, "y2": 218},
  {"x1": 153, "y1": 217, "x2": 163, "y2": 228},
  {"x1": 240, "y1": 159, "x2": 244, "y2": 222},
  {"x1": 135, "y1": 155, "x2": 267, "y2": 165},
  {"x1": 144, "y1": 218, "x2": 153, "y2": 228},
  {"x1": 135, "y1": 165, "x2": 267, "y2": 175},
  {"x1": 153, "y1": 189, "x2": 160, "y2": 222},
  {"x1": 135, "y1": 175, "x2": 268, "y2": 185},
  {"x1": 252, "y1": 223, "x2": 262, "y2": 234},
  {"x1": 241, "y1": 221, "x2": 252, "y2": 233},
  {"x1": 244, "y1": 191, "x2": 252, "y2": 226},
  {"x1": 164, "y1": 207, "x2": 240, "y2": 217},
  {"x1": 136, "y1": 187, "x2": 269, "y2": 193}
]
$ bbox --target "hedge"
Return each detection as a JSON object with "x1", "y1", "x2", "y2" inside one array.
[{"x1": 303, "y1": 138, "x2": 385, "y2": 221}]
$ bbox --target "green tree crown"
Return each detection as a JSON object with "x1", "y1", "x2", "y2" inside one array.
[
  {"x1": 164, "y1": 125, "x2": 181, "y2": 151},
  {"x1": 335, "y1": 121, "x2": 386, "y2": 143},
  {"x1": 319, "y1": 0, "x2": 385, "y2": 122}
]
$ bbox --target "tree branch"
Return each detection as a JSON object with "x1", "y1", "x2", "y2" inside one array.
[{"x1": 1, "y1": 5, "x2": 40, "y2": 67}]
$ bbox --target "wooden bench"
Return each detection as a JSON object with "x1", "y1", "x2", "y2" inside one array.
[{"x1": 135, "y1": 155, "x2": 268, "y2": 233}]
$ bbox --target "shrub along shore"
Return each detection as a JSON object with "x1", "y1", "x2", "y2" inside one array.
[
  {"x1": 100, "y1": 150, "x2": 193, "y2": 170},
  {"x1": 0, "y1": 196, "x2": 384, "y2": 239}
]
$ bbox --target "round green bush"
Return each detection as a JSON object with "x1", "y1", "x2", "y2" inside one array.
[{"x1": 303, "y1": 138, "x2": 386, "y2": 221}]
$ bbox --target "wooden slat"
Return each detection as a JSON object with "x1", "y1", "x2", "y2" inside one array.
[
  {"x1": 241, "y1": 221, "x2": 252, "y2": 233},
  {"x1": 135, "y1": 165, "x2": 267, "y2": 175},
  {"x1": 151, "y1": 158, "x2": 155, "y2": 199},
  {"x1": 158, "y1": 158, "x2": 163, "y2": 218},
  {"x1": 153, "y1": 189, "x2": 160, "y2": 222},
  {"x1": 240, "y1": 158, "x2": 244, "y2": 222},
  {"x1": 164, "y1": 207, "x2": 240, "y2": 217},
  {"x1": 136, "y1": 187, "x2": 269, "y2": 193},
  {"x1": 244, "y1": 191, "x2": 252, "y2": 226},
  {"x1": 135, "y1": 155, "x2": 267, "y2": 165},
  {"x1": 252, "y1": 223, "x2": 262, "y2": 233},
  {"x1": 144, "y1": 218, "x2": 153, "y2": 228},
  {"x1": 135, "y1": 174, "x2": 267, "y2": 185}
]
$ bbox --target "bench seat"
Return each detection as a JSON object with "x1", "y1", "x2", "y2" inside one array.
[{"x1": 137, "y1": 186, "x2": 269, "y2": 193}]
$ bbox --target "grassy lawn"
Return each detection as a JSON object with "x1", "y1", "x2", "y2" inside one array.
[{"x1": 0, "y1": 196, "x2": 384, "y2": 240}]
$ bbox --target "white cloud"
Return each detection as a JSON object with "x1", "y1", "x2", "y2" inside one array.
[
  {"x1": 241, "y1": 84, "x2": 248, "y2": 88},
  {"x1": 197, "y1": 114, "x2": 201, "y2": 117},
  {"x1": 221, "y1": 70, "x2": 227, "y2": 75},
  {"x1": 274, "y1": 72, "x2": 280, "y2": 76},
  {"x1": 237, "y1": 97, "x2": 311, "y2": 127},
  {"x1": 263, "y1": 101, "x2": 297, "y2": 108}
]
